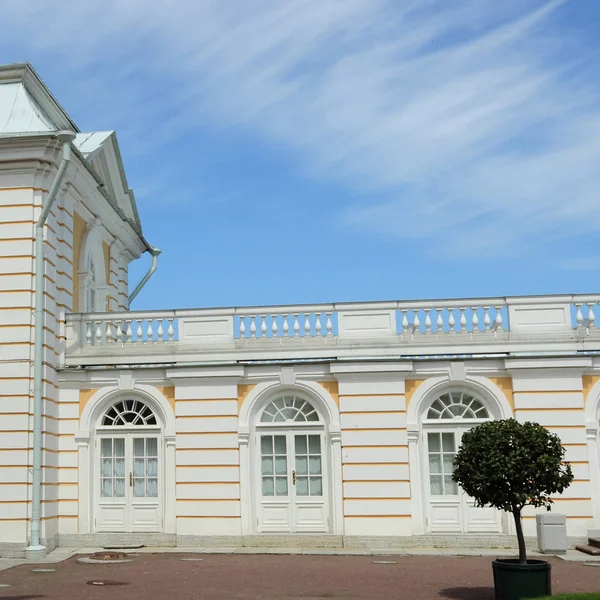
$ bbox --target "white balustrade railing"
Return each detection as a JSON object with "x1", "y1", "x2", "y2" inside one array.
[
  {"x1": 396, "y1": 301, "x2": 507, "y2": 337},
  {"x1": 573, "y1": 299, "x2": 598, "y2": 335},
  {"x1": 64, "y1": 294, "x2": 600, "y2": 353},
  {"x1": 76, "y1": 312, "x2": 178, "y2": 346},
  {"x1": 236, "y1": 310, "x2": 336, "y2": 339}
]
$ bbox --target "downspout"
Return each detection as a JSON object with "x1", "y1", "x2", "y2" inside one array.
[
  {"x1": 26, "y1": 131, "x2": 76, "y2": 560},
  {"x1": 128, "y1": 246, "x2": 162, "y2": 306}
]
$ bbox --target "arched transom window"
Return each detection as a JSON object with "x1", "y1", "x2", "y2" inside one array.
[
  {"x1": 427, "y1": 391, "x2": 489, "y2": 420},
  {"x1": 101, "y1": 399, "x2": 157, "y2": 426},
  {"x1": 260, "y1": 396, "x2": 321, "y2": 423}
]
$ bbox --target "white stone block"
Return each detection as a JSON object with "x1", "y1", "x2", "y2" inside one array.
[
  {"x1": 343, "y1": 516, "x2": 412, "y2": 536},
  {"x1": 176, "y1": 416, "x2": 238, "y2": 434},
  {"x1": 514, "y1": 392, "x2": 584, "y2": 410},
  {"x1": 176, "y1": 500, "x2": 240, "y2": 518},
  {"x1": 176, "y1": 400, "x2": 238, "y2": 417},
  {"x1": 343, "y1": 481, "x2": 410, "y2": 499},
  {"x1": 341, "y1": 412, "x2": 406, "y2": 430},
  {"x1": 337, "y1": 309, "x2": 397, "y2": 338},
  {"x1": 343, "y1": 464, "x2": 409, "y2": 482},
  {"x1": 176, "y1": 483, "x2": 240, "y2": 500},
  {"x1": 343, "y1": 499, "x2": 411, "y2": 516},
  {"x1": 176, "y1": 516, "x2": 241, "y2": 536},
  {"x1": 341, "y1": 430, "x2": 407, "y2": 447},
  {"x1": 342, "y1": 446, "x2": 408, "y2": 464},
  {"x1": 176, "y1": 433, "x2": 238, "y2": 449},
  {"x1": 176, "y1": 449, "x2": 239, "y2": 466},
  {"x1": 176, "y1": 466, "x2": 240, "y2": 484},
  {"x1": 516, "y1": 410, "x2": 585, "y2": 427},
  {"x1": 340, "y1": 395, "x2": 405, "y2": 413}
]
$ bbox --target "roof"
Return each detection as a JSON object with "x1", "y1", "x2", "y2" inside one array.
[
  {"x1": 0, "y1": 63, "x2": 146, "y2": 241},
  {"x1": 0, "y1": 63, "x2": 79, "y2": 134}
]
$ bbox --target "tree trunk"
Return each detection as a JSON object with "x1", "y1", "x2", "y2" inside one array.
[{"x1": 512, "y1": 507, "x2": 527, "y2": 564}]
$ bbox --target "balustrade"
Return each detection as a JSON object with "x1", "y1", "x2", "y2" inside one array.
[
  {"x1": 236, "y1": 311, "x2": 336, "y2": 339},
  {"x1": 81, "y1": 314, "x2": 177, "y2": 346},
  {"x1": 397, "y1": 304, "x2": 506, "y2": 337}
]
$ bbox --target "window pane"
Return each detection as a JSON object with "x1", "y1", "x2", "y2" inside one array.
[
  {"x1": 134, "y1": 458, "x2": 145, "y2": 477},
  {"x1": 295, "y1": 435, "x2": 307, "y2": 454},
  {"x1": 296, "y1": 456, "x2": 308, "y2": 476},
  {"x1": 133, "y1": 478, "x2": 145, "y2": 497},
  {"x1": 262, "y1": 477, "x2": 274, "y2": 496},
  {"x1": 147, "y1": 478, "x2": 158, "y2": 497},
  {"x1": 428, "y1": 433, "x2": 440, "y2": 452},
  {"x1": 146, "y1": 438, "x2": 158, "y2": 456},
  {"x1": 114, "y1": 478, "x2": 125, "y2": 497},
  {"x1": 296, "y1": 476, "x2": 309, "y2": 496},
  {"x1": 147, "y1": 457, "x2": 158, "y2": 477},
  {"x1": 114, "y1": 438, "x2": 125, "y2": 457},
  {"x1": 309, "y1": 477, "x2": 323, "y2": 496},
  {"x1": 274, "y1": 436, "x2": 287, "y2": 454},
  {"x1": 306, "y1": 411, "x2": 320, "y2": 422},
  {"x1": 281, "y1": 407, "x2": 296, "y2": 420},
  {"x1": 134, "y1": 438, "x2": 145, "y2": 457},
  {"x1": 309, "y1": 456, "x2": 321, "y2": 475},
  {"x1": 101, "y1": 438, "x2": 112, "y2": 457},
  {"x1": 428, "y1": 454, "x2": 441, "y2": 474},
  {"x1": 261, "y1": 436, "x2": 273, "y2": 454},
  {"x1": 114, "y1": 458, "x2": 125, "y2": 477},
  {"x1": 429, "y1": 475, "x2": 443, "y2": 495},
  {"x1": 101, "y1": 479, "x2": 112, "y2": 497},
  {"x1": 274, "y1": 456, "x2": 287, "y2": 475},
  {"x1": 443, "y1": 455, "x2": 455, "y2": 473},
  {"x1": 444, "y1": 475, "x2": 458, "y2": 495},
  {"x1": 261, "y1": 456, "x2": 274, "y2": 476},
  {"x1": 101, "y1": 458, "x2": 112, "y2": 477},
  {"x1": 442, "y1": 433, "x2": 455, "y2": 452},
  {"x1": 308, "y1": 436, "x2": 321, "y2": 454},
  {"x1": 275, "y1": 477, "x2": 288, "y2": 496}
]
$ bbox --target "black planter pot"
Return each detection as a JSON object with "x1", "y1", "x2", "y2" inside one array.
[{"x1": 492, "y1": 559, "x2": 551, "y2": 600}]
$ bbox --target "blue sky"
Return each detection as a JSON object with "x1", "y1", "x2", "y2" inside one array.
[{"x1": 1, "y1": 0, "x2": 599, "y2": 309}]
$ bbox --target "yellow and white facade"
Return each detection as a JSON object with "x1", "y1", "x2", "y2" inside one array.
[{"x1": 1, "y1": 63, "x2": 600, "y2": 557}]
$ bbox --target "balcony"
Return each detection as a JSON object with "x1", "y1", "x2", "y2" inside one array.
[{"x1": 63, "y1": 294, "x2": 600, "y2": 367}]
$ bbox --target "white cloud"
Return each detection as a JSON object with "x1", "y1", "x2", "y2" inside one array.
[{"x1": 0, "y1": 0, "x2": 598, "y2": 257}]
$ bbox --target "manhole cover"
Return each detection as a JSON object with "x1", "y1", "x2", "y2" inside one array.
[
  {"x1": 32, "y1": 568, "x2": 55, "y2": 573},
  {"x1": 372, "y1": 561, "x2": 397, "y2": 564},
  {"x1": 91, "y1": 551, "x2": 128, "y2": 561},
  {"x1": 87, "y1": 580, "x2": 129, "y2": 586}
]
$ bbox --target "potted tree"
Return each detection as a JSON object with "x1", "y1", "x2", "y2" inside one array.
[{"x1": 452, "y1": 418, "x2": 573, "y2": 600}]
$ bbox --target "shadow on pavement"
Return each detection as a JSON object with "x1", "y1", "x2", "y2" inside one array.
[{"x1": 439, "y1": 587, "x2": 495, "y2": 600}]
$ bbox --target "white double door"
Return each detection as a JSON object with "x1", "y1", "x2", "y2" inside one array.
[
  {"x1": 256, "y1": 430, "x2": 329, "y2": 533},
  {"x1": 425, "y1": 428, "x2": 502, "y2": 533},
  {"x1": 96, "y1": 433, "x2": 162, "y2": 533}
]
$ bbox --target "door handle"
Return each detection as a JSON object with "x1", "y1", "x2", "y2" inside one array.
[
  {"x1": 292, "y1": 471, "x2": 296, "y2": 485},
  {"x1": 129, "y1": 472, "x2": 133, "y2": 487}
]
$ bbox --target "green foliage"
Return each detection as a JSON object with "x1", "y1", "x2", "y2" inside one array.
[
  {"x1": 452, "y1": 419, "x2": 573, "y2": 513},
  {"x1": 526, "y1": 595, "x2": 600, "y2": 600}
]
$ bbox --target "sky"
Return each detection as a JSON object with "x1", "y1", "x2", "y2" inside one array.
[{"x1": 1, "y1": 0, "x2": 599, "y2": 310}]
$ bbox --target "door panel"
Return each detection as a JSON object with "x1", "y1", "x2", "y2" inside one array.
[
  {"x1": 96, "y1": 435, "x2": 161, "y2": 533},
  {"x1": 425, "y1": 428, "x2": 501, "y2": 534},
  {"x1": 257, "y1": 431, "x2": 328, "y2": 533}
]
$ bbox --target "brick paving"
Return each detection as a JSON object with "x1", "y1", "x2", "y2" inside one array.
[{"x1": 0, "y1": 553, "x2": 599, "y2": 600}]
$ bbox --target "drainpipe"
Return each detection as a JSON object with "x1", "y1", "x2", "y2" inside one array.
[
  {"x1": 128, "y1": 246, "x2": 162, "y2": 306},
  {"x1": 26, "y1": 131, "x2": 76, "y2": 560}
]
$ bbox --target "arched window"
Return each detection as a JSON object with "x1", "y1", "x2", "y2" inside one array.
[
  {"x1": 260, "y1": 396, "x2": 321, "y2": 423},
  {"x1": 426, "y1": 391, "x2": 489, "y2": 420},
  {"x1": 101, "y1": 399, "x2": 157, "y2": 426}
]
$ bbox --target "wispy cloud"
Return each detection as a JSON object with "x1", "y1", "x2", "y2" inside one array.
[{"x1": 1, "y1": 0, "x2": 598, "y2": 257}]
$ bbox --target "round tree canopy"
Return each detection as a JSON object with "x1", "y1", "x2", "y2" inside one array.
[{"x1": 452, "y1": 418, "x2": 573, "y2": 513}]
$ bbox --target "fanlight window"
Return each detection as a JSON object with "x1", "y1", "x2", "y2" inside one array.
[
  {"x1": 427, "y1": 391, "x2": 489, "y2": 420},
  {"x1": 101, "y1": 399, "x2": 157, "y2": 426},
  {"x1": 260, "y1": 396, "x2": 321, "y2": 423}
]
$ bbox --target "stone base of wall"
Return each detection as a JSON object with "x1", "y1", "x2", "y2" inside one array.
[
  {"x1": 0, "y1": 534, "x2": 58, "y2": 559},
  {"x1": 58, "y1": 533, "x2": 177, "y2": 548}
]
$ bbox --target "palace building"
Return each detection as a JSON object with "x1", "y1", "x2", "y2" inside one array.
[{"x1": 1, "y1": 63, "x2": 599, "y2": 558}]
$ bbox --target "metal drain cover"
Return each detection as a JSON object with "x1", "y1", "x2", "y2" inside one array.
[
  {"x1": 181, "y1": 558, "x2": 204, "y2": 561},
  {"x1": 0, "y1": 584, "x2": 11, "y2": 588},
  {"x1": 32, "y1": 568, "x2": 56, "y2": 573},
  {"x1": 87, "y1": 580, "x2": 129, "y2": 586},
  {"x1": 91, "y1": 551, "x2": 128, "y2": 561},
  {"x1": 372, "y1": 561, "x2": 397, "y2": 564}
]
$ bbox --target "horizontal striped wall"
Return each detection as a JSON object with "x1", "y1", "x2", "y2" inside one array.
[
  {"x1": 338, "y1": 374, "x2": 411, "y2": 536},
  {"x1": 174, "y1": 380, "x2": 241, "y2": 536},
  {"x1": 512, "y1": 373, "x2": 593, "y2": 536}
]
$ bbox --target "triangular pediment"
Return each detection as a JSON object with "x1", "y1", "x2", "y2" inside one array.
[{"x1": 74, "y1": 131, "x2": 141, "y2": 230}]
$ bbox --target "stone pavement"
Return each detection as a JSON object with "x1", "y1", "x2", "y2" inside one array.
[{"x1": 1, "y1": 545, "x2": 599, "y2": 572}]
